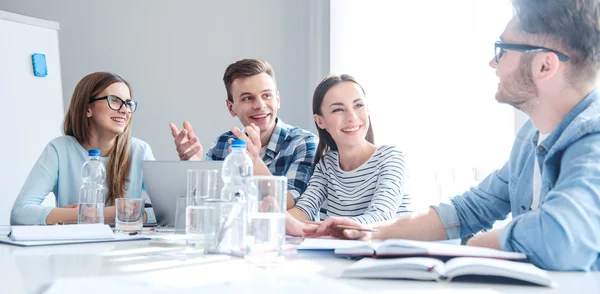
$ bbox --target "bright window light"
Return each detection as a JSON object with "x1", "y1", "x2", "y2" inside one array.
[{"x1": 330, "y1": 0, "x2": 514, "y2": 211}]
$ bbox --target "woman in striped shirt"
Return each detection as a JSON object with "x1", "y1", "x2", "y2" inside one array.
[{"x1": 286, "y1": 74, "x2": 409, "y2": 236}]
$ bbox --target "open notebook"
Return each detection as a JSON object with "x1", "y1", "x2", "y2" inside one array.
[
  {"x1": 342, "y1": 257, "x2": 554, "y2": 287},
  {"x1": 334, "y1": 239, "x2": 526, "y2": 260}
]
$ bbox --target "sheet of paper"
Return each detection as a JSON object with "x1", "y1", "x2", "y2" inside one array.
[
  {"x1": 10, "y1": 224, "x2": 115, "y2": 241},
  {"x1": 0, "y1": 234, "x2": 148, "y2": 247}
]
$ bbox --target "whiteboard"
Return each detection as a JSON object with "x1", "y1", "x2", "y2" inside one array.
[{"x1": 0, "y1": 11, "x2": 63, "y2": 225}]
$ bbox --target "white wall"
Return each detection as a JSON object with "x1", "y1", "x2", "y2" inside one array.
[
  {"x1": 0, "y1": 11, "x2": 63, "y2": 224},
  {"x1": 0, "y1": 0, "x2": 329, "y2": 160}
]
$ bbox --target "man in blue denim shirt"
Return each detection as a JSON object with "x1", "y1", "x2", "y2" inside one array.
[{"x1": 303, "y1": 0, "x2": 600, "y2": 271}]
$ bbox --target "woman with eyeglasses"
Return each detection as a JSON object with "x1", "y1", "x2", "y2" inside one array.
[{"x1": 11, "y1": 72, "x2": 155, "y2": 225}]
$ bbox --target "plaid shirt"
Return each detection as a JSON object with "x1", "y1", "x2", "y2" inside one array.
[{"x1": 206, "y1": 118, "x2": 318, "y2": 200}]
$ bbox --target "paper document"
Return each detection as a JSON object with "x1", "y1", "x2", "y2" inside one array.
[
  {"x1": 0, "y1": 234, "x2": 149, "y2": 247},
  {"x1": 10, "y1": 223, "x2": 115, "y2": 241}
]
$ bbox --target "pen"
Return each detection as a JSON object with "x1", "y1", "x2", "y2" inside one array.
[{"x1": 303, "y1": 221, "x2": 380, "y2": 234}]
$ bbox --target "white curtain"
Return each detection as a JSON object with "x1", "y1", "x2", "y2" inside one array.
[{"x1": 330, "y1": 0, "x2": 515, "y2": 211}]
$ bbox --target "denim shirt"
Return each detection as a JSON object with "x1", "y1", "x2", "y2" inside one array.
[{"x1": 434, "y1": 89, "x2": 600, "y2": 271}]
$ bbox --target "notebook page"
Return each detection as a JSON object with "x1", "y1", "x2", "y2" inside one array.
[
  {"x1": 342, "y1": 257, "x2": 444, "y2": 280},
  {"x1": 346, "y1": 257, "x2": 443, "y2": 272},
  {"x1": 378, "y1": 239, "x2": 526, "y2": 260},
  {"x1": 444, "y1": 257, "x2": 554, "y2": 287}
]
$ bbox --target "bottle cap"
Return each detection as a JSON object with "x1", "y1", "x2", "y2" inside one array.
[
  {"x1": 88, "y1": 149, "x2": 101, "y2": 156},
  {"x1": 231, "y1": 139, "x2": 246, "y2": 149}
]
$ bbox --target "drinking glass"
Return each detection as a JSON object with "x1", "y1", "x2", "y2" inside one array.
[
  {"x1": 115, "y1": 198, "x2": 145, "y2": 233},
  {"x1": 244, "y1": 176, "x2": 287, "y2": 265},
  {"x1": 185, "y1": 169, "x2": 218, "y2": 247}
]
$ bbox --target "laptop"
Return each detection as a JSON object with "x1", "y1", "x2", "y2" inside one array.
[{"x1": 142, "y1": 160, "x2": 224, "y2": 228}]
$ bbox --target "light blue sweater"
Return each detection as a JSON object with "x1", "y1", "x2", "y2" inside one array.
[{"x1": 11, "y1": 136, "x2": 155, "y2": 225}]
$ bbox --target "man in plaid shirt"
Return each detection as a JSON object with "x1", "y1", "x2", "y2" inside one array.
[{"x1": 170, "y1": 59, "x2": 317, "y2": 209}]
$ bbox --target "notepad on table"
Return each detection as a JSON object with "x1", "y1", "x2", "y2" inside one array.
[
  {"x1": 0, "y1": 223, "x2": 150, "y2": 247},
  {"x1": 342, "y1": 257, "x2": 554, "y2": 287},
  {"x1": 334, "y1": 239, "x2": 526, "y2": 260},
  {"x1": 9, "y1": 223, "x2": 115, "y2": 241}
]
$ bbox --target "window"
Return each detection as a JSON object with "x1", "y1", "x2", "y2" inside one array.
[{"x1": 330, "y1": 0, "x2": 515, "y2": 211}]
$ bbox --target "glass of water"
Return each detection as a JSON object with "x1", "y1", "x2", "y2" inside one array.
[
  {"x1": 201, "y1": 199, "x2": 243, "y2": 254},
  {"x1": 187, "y1": 169, "x2": 218, "y2": 201},
  {"x1": 115, "y1": 198, "x2": 145, "y2": 233},
  {"x1": 185, "y1": 169, "x2": 218, "y2": 248},
  {"x1": 174, "y1": 195, "x2": 187, "y2": 234},
  {"x1": 244, "y1": 176, "x2": 287, "y2": 265}
]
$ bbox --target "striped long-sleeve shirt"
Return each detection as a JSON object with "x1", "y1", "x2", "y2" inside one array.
[{"x1": 295, "y1": 145, "x2": 409, "y2": 224}]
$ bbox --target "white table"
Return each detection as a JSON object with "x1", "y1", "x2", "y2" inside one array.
[{"x1": 1, "y1": 239, "x2": 599, "y2": 294}]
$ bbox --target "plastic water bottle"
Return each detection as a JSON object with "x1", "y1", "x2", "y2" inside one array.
[
  {"x1": 221, "y1": 139, "x2": 254, "y2": 200},
  {"x1": 78, "y1": 149, "x2": 106, "y2": 224},
  {"x1": 220, "y1": 139, "x2": 253, "y2": 253}
]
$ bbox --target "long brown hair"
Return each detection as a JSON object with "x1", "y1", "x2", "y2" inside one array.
[
  {"x1": 312, "y1": 74, "x2": 375, "y2": 165},
  {"x1": 63, "y1": 72, "x2": 133, "y2": 205}
]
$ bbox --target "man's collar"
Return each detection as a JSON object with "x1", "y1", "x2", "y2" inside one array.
[
  {"x1": 238, "y1": 117, "x2": 288, "y2": 159},
  {"x1": 264, "y1": 117, "x2": 288, "y2": 158},
  {"x1": 533, "y1": 88, "x2": 599, "y2": 151}
]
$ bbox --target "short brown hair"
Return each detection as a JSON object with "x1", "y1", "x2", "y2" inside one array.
[
  {"x1": 222, "y1": 59, "x2": 276, "y2": 102},
  {"x1": 513, "y1": 0, "x2": 600, "y2": 84}
]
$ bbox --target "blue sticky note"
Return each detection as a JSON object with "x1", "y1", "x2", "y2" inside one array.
[{"x1": 32, "y1": 53, "x2": 48, "y2": 77}]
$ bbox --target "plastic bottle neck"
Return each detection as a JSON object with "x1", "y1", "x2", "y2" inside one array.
[{"x1": 231, "y1": 148, "x2": 245, "y2": 153}]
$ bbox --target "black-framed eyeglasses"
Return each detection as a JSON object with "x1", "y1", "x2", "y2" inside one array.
[
  {"x1": 494, "y1": 42, "x2": 569, "y2": 64},
  {"x1": 89, "y1": 95, "x2": 138, "y2": 113}
]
